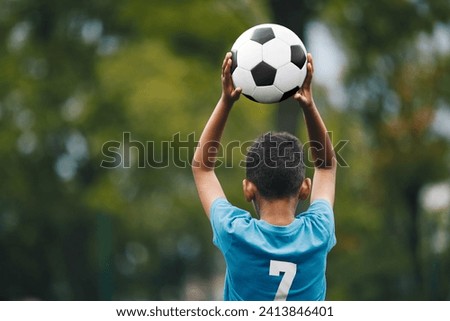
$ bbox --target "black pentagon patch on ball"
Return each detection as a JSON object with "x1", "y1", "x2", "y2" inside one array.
[
  {"x1": 251, "y1": 61, "x2": 277, "y2": 86},
  {"x1": 291, "y1": 45, "x2": 306, "y2": 69},
  {"x1": 280, "y1": 86, "x2": 299, "y2": 102},
  {"x1": 243, "y1": 94, "x2": 258, "y2": 102},
  {"x1": 251, "y1": 27, "x2": 275, "y2": 45},
  {"x1": 231, "y1": 50, "x2": 238, "y2": 74}
]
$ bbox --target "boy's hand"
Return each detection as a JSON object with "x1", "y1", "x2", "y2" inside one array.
[
  {"x1": 294, "y1": 53, "x2": 314, "y2": 108},
  {"x1": 221, "y1": 52, "x2": 242, "y2": 104}
]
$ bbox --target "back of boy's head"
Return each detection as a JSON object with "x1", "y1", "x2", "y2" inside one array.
[{"x1": 245, "y1": 132, "x2": 305, "y2": 199}]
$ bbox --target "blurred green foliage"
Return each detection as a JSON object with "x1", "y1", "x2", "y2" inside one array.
[{"x1": 0, "y1": 0, "x2": 449, "y2": 300}]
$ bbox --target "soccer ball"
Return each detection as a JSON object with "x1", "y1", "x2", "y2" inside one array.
[{"x1": 231, "y1": 23, "x2": 307, "y2": 104}]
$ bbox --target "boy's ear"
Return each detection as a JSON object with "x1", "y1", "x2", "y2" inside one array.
[
  {"x1": 298, "y1": 178, "x2": 311, "y2": 201},
  {"x1": 242, "y1": 179, "x2": 257, "y2": 202}
]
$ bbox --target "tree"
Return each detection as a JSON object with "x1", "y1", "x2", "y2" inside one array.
[
  {"x1": 0, "y1": 0, "x2": 273, "y2": 300},
  {"x1": 323, "y1": 0, "x2": 450, "y2": 299},
  {"x1": 2, "y1": 0, "x2": 448, "y2": 301},
  {"x1": 268, "y1": 0, "x2": 326, "y2": 134}
]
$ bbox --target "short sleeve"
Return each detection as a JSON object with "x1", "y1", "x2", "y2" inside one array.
[
  {"x1": 210, "y1": 198, "x2": 252, "y2": 255},
  {"x1": 302, "y1": 199, "x2": 336, "y2": 251}
]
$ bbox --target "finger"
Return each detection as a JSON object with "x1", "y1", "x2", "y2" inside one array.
[
  {"x1": 232, "y1": 87, "x2": 242, "y2": 99},
  {"x1": 222, "y1": 52, "x2": 230, "y2": 73},
  {"x1": 223, "y1": 59, "x2": 233, "y2": 80},
  {"x1": 301, "y1": 54, "x2": 313, "y2": 88},
  {"x1": 226, "y1": 57, "x2": 232, "y2": 71},
  {"x1": 223, "y1": 52, "x2": 230, "y2": 66},
  {"x1": 225, "y1": 53, "x2": 234, "y2": 72},
  {"x1": 301, "y1": 64, "x2": 312, "y2": 88},
  {"x1": 307, "y1": 53, "x2": 314, "y2": 75}
]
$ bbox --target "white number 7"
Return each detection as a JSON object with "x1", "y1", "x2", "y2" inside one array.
[{"x1": 269, "y1": 260, "x2": 297, "y2": 301}]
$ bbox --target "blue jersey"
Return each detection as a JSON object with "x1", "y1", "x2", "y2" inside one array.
[{"x1": 210, "y1": 198, "x2": 336, "y2": 301}]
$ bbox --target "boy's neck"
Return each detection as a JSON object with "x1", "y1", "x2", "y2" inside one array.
[{"x1": 256, "y1": 196, "x2": 299, "y2": 226}]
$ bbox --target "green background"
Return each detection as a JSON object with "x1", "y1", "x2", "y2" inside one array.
[{"x1": 0, "y1": 0, "x2": 449, "y2": 300}]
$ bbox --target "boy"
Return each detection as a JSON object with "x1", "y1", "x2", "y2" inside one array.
[{"x1": 192, "y1": 52, "x2": 336, "y2": 301}]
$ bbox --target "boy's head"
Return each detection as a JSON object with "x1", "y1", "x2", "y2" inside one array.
[{"x1": 245, "y1": 132, "x2": 306, "y2": 200}]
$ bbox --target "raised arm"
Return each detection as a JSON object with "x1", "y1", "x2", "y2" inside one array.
[
  {"x1": 192, "y1": 53, "x2": 241, "y2": 218},
  {"x1": 294, "y1": 53, "x2": 337, "y2": 206}
]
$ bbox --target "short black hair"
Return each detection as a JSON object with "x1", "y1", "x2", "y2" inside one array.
[{"x1": 245, "y1": 132, "x2": 305, "y2": 199}]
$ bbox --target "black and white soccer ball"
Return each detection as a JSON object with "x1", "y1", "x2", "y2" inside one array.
[{"x1": 231, "y1": 23, "x2": 307, "y2": 104}]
